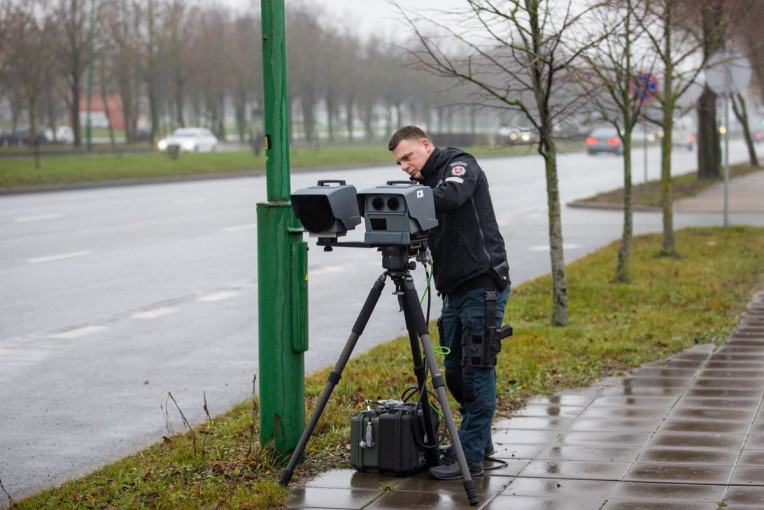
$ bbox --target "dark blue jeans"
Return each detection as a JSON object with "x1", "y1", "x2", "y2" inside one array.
[{"x1": 439, "y1": 286, "x2": 510, "y2": 463}]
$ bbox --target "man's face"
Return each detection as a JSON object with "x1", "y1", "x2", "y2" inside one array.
[{"x1": 391, "y1": 138, "x2": 433, "y2": 180}]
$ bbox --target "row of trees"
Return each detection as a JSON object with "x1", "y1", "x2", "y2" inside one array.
[
  {"x1": 399, "y1": 0, "x2": 764, "y2": 325},
  {"x1": 0, "y1": 0, "x2": 479, "y2": 149}
]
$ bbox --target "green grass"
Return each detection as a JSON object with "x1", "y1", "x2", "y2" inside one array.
[
  {"x1": 579, "y1": 161, "x2": 763, "y2": 208},
  {"x1": 0, "y1": 141, "x2": 583, "y2": 190},
  {"x1": 11, "y1": 226, "x2": 764, "y2": 509}
]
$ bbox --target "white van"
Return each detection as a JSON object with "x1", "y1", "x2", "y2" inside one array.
[{"x1": 672, "y1": 115, "x2": 695, "y2": 150}]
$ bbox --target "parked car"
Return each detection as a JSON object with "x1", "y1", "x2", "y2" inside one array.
[
  {"x1": 0, "y1": 129, "x2": 10, "y2": 147},
  {"x1": 9, "y1": 126, "x2": 48, "y2": 146},
  {"x1": 45, "y1": 126, "x2": 75, "y2": 144},
  {"x1": 586, "y1": 127, "x2": 622, "y2": 155},
  {"x1": 157, "y1": 127, "x2": 218, "y2": 153}
]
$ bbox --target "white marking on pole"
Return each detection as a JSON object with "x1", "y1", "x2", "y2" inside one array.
[
  {"x1": 223, "y1": 223, "x2": 257, "y2": 233},
  {"x1": 15, "y1": 213, "x2": 63, "y2": 222},
  {"x1": 27, "y1": 250, "x2": 90, "y2": 263},
  {"x1": 49, "y1": 325, "x2": 108, "y2": 339},
  {"x1": 131, "y1": 307, "x2": 179, "y2": 319},
  {"x1": 198, "y1": 290, "x2": 240, "y2": 302}
]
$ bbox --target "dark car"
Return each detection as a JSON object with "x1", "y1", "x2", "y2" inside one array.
[
  {"x1": 586, "y1": 127, "x2": 622, "y2": 155},
  {"x1": 9, "y1": 126, "x2": 48, "y2": 146}
]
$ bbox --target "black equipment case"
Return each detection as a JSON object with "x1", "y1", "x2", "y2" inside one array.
[{"x1": 350, "y1": 401, "x2": 432, "y2": 476}]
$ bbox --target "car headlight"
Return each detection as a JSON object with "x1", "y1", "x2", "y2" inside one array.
[
  {"x1": 158, "y1": 140, "x2": 167, "y2": 150},
  {"x1": 182, "y1": 141, "x2": 195, "y2": 150}
]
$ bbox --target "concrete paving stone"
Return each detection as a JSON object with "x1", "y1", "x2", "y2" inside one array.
[
  {"x1": 304, "y1": 469, "x2": 388, "y2": 489},
  {"x1": 743, "y1": 433, "x2": 764, "y2": 449},
  {"x1": 679, "y1": 396, "x2": 762, "y2": 409},
  {"x1": 659, "y1": 418, "x2": 752, "y2": 434},
  {"x1": 685, "y1": 388, "x2": 763, "y2": 399},
  {"x1": 553, "y1": 431, "x2": 652, "y2": 447},
  {"x1": 668, "y1": 406, "x2": 757, "y2": 422},
  {"x1": 484, "y1": 494, "x2": 609, "y2": 510},
  {"x1": 393, "y1": 469, "x2": 514, "y2": 494},
  {"x1": 500, "y1": 477, "x2": 618, "y2": 499},
  {"x1": 699, "y1": 368, "x2": 764, "y2": 379},
  {"x1": 691, "y1": 377, "x2": 764, "y2": 390},
  {"x1": 600, "y1": 501, "x2": 720, "y2": 510},
  {"x1": 632, "y1": 366, "x2": 701, "y2": 377},
  {"x1": 488, "y1": 441, "x2": 548, "y2": 460},
  {"x1": 730, "y1": 465, "x2": 764, "y2": 485},
  {"x1": 366, "y1": 489, "x2": 472, "y2": 510},
  {"x1": 636, "y1": 447, "x2": 740, "y2": 464},
  {"x1": 714, "y1": 345, "x2": 764, "y2": 356},
  {"x1": 285, "y1": 487, "x2": 383, "y2": 509},
  {"x1": 624, "y1": 462, "x2": 735, "y2": 484},
  {"x1": 519, "y1": 459, "x2": 632, "y2": 480},
  {"x1": 737, "y1": 449, "x2": 764, "y2": 465},
  {"x1": 491, "y1": 428, "x2": 561, "y2": 445},
  {"x1": 586, "y1": 395, "x2": 677, "y2": 409},
  {"x1": 648, "y1": 431, "x2": 746, "y2": 449},
  {"x1": 507, "y1": 403, "x2": 586, "y2": 418},
  {"x1": 619, "y1": 375, "x2": 695, "y2": 387},
  {"x1": 608, "y1": 481, "x2": 726, "y2": 502},
  {"x1": 749, "y1": 421, "x2": 764, "y2": 434},
  {"x1": 537, "y1": 444, "x2": 642, "y2": 463},
  {"x1": 498, "y1": 415, "x2": 574, "y2": 431},
  {"x1": 706, "y1": 359, "x2": 764, "y2": 369},
  {"x1": 530, "y1": 394, "x2": 599, "y2": 407},
  {"x1": 566, "y1": 417, "x2": 664, "y2": 433},
  {"x1": 722, "y1": 485, "x2": 764, "y2": 504},
  {"x1": 648, "y1": 359, "x2": 709, "y2": 369},
  {"x1": 599, "y1": 384, "x2": 685, "y2": 398}
]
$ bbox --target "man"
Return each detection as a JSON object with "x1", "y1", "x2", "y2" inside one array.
[{"x1": 388, "y1": 125, "x2": 511, "y2": 480}]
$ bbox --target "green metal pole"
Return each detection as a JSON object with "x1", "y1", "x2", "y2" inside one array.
[{"x1": 258, "y1": 0, "x2": 308, "y2": 456}]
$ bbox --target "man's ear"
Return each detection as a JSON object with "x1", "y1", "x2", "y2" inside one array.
[{"x1": 422, "y1": 138, "x2": 434, "y2": 153}]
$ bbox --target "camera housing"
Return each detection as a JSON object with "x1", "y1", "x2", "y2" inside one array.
[
  {"x1": 290, "y1": 180, "x2": 362, "y2": 238},
  {"x1": 357, "y1": 182, "x2": 438, "y2": 247}
]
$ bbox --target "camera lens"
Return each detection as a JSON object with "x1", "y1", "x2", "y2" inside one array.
[
  {"x1": 386, "y1": 197, "x2": 400, "y2": 211},
  {"x1": 372, "y1": 196, "x2": 385, "y2": 210}
]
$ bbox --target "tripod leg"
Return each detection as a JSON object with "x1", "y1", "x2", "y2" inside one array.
[
  {"x1": 399, "y1": 291, "x2": 439, "y2": 466},
  {"x1": 400, "y1": 275, "x2": 479, "y2": 506},
  {"x1": 279, "y1": 274, "x2": 387, "y2": 487}
]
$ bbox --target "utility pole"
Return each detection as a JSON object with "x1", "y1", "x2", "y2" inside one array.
[{"x1": 257, "y1": 0, "x2": 309, "y2": 455}]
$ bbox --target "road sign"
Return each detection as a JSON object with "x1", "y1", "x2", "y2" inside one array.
[
  {"x1": 632, "y1": 72, "x2": 659, "y2": 102},
  {"x1": 705, "y1": 49, "x2": 751, "y2": 96}
]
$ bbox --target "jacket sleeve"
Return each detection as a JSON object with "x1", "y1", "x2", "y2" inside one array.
[{"x1": 431, "y1": 155, "x2": 482, "y2": 213}]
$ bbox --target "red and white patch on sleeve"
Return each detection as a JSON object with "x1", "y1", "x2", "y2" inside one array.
[{"x1": 451, "y1": 165, "x2": 466, "y2": 176}]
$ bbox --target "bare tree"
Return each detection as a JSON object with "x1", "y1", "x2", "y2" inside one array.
[
  {"x1": 397, "y1": 0, "x2": 607, "y2": 326},
  {"x1": 580, "y1": 0, "x2": 654, "y2": 283}
]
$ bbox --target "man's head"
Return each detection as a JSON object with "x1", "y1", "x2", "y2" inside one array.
[{"x1": 388, "y1": 125, "x2": 435, "y2": 181}]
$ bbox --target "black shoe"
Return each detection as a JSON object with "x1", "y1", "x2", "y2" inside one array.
[
  {"x1": 428, "y1": 457, "x2": 484, "y2": 480},
  {"x1": 484, "y1": 441, "x2": 495, "y2": 459}
]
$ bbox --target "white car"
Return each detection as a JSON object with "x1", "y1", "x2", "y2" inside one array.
[
  {"x1": 45, "y1": 126, "x2": 74, "y2": 144},
  {"x1": 157, "y1": 127, "x2": 218, "y2": 153}
]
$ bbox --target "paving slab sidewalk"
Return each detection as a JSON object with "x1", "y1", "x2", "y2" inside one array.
[{"x1": 286, "y1": 291, "x2": 764, "y2": 509}]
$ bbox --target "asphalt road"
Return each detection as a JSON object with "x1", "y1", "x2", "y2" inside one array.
[{"x1": 0, "y1": 140, "x2": 760, "y2": 500}]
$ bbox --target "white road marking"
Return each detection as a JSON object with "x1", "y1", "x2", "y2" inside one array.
[
  {"x1": 27, "y1": 250, "x2": 90, "y2": 264},
  {"x1": 223, "y1": 223, "x2": 257, "y2": 233},
  {"x1": 527, "y1": 243, "x2": 582, "y2": 251},
  {"x1": 131, "y1": 307, "x2": 179, "y2": 319},
  {"x1": 48, "y1": 325, "x2": 108, "y2": 339},
  {"x1": 15, "y1": 213, "x2": 63, "y2": 222},
  {"x1": 198, "y1": 290, "x2": 240, "y2": 302},
  {"x1": 309, "y1": 264, "x2": 344, "y2": 276},
  {"x1": 174, "y1": 198, "x2": 207, "y2": 205}
]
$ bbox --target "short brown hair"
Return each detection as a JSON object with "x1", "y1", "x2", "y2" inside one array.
[{"x1": 388, "y1": 125, "x2": 433, "y2": 151}]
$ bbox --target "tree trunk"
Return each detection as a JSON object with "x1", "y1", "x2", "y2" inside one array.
[
  {"x1": 696, "y1": 86, "x2": 721, "y2": 178},
  {"x1": 731, "y1": 93, "x2": 759, "y2": 167},
  {"x1": 539, "y1": 137, "x2": 568, "y2": 326},
  {"x1": 616, "y1": 136, "x2": 633, "y2": 283},
  {"x1": 345, "y1": 97, "x2": 354, "y2": 143},
  {"x1": 660, "y1": 121, "x2": 675, "y2": 256}
]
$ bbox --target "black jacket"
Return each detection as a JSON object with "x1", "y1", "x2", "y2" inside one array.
[{"x1": 417, "y1": 147, "x2": 508, "y2": 294}]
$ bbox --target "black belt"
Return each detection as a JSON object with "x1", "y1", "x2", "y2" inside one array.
[{"x1": 449, "y1": 272, "x2": 496, "y2": 296}]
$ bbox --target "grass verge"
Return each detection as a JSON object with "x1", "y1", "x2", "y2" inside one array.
[
  {"x1": 0, "y1": 142, "x2": 581, "y2": 190},
  {"x1": 9, "y1": 226, "x2": 764, "y2": 509},
  {"x1": 577, "y1": 161, "x2": 762, "y2": 208}
]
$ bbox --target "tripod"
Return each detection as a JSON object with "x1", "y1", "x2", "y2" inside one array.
[{"x1": 279, "y1": 245, "x2": 480, "y2": 506}]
